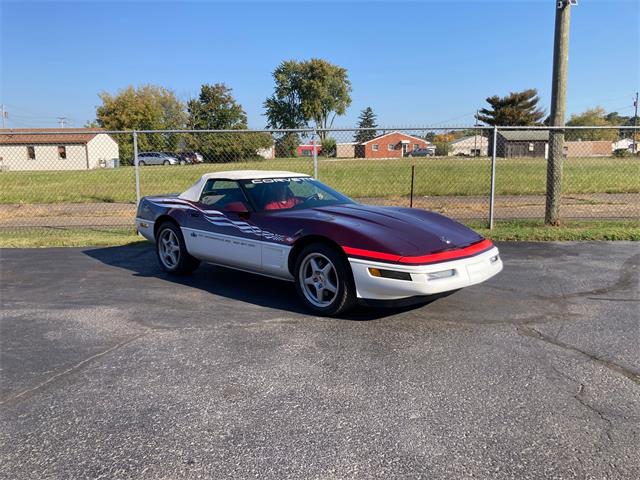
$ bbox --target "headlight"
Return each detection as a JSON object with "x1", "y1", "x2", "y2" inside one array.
[{"x1": 427, "y1": 269, "x2": 456, "y2": 280}]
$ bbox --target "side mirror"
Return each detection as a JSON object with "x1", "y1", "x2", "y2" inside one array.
[{"x1": 224, "y1": 202, "x2": 250, "y2": 214}]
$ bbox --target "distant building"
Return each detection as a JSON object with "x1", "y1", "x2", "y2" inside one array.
[
  {"x1": 355, "y1": 131, "x2": 430, "y2": 158},
  {"x1": 613, "y1": 138, "x2": 637, "y2": 153},
  {"x1": 0, "y1": 128, "x2": 119, "y2": 171},
  {"x1": 564, "y1": 140, "x2": 612, "y2": 157},
  {"x1": 297, "y1": 144, "x2": 322, "y2": 157},
  {"x1": 336, "y1": 142, "x2": 356, "y2": 158},
  {"x1": 492, "y1": 130, "x2": 549, "y2": 158},
  {"x1": 449, "y1": 135, "x2": 488, "y2": 156},
  {"x1": 256, "y1": 145, "x2": 275, "y2": 159}
]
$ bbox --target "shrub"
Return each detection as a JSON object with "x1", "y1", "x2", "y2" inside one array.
[
  {"x1": 612, "y1": 148, "x2": 630, "y2": 158},
  {"x1": 321, "y1": 138, "x2": 337, "y2": 158},
  {"x1": 275, "y1": 133, "x2": 300, "y2": 158},
  {"x1": 434, "y1": 141, "x2": 450, "y2": 156}
]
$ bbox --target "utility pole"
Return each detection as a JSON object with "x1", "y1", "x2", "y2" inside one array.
[
  {"x1": 633, "y1": 91, "x2": 638, "y2": 154},
  {"x1": 545, "y1": 0, "x2": 575, "y2": 226},
  {"x1": 57, "y1": 117, "x2": 67, "y2": 128},
  {"x1": 1, "y1": 105, "x2": 6, "y2": 129}
]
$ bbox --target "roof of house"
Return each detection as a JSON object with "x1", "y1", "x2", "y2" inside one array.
[
  {"x1": 0, "y1": 128, "x2": 107, "y2": 145},
  {"x1": 360, "y1": 131, "x2": 429, "y2": 145},
  {"x1": 179, "y1": 171, "x2": 310, "y2": 201},
  {"x1": 497, "y1": 130, "x2": 550, "y2": 142},
  {"x1": 451, "y1": 135, "x2": 488, "y2": 144}
]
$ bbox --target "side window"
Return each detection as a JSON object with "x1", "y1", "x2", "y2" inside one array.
[
  {"x1": 200, "y1": 179, "x2": 249, "y2": 211},
  {"x1": 288, "y1": 179, "x2": 316, "y2": 198},
  {"x1": 58, "y1": 146, "x2": 67, "y2": 159},
  {"x1": 27, "y1": 146, "x2": 36, "y2": 160},
  {"x1": 372, "y1": 144, "x2": 379, "y2": 151}
]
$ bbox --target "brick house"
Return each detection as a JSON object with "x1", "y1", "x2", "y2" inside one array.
[
  {"x1": 355, "y1": 131, "x2": 430, "y2": 158},
  {"x1": 297, "y1": 144, "x2": 322, "y2": 157}
]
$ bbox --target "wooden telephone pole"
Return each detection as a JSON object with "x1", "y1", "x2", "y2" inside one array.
[{"x1": 545, "y1": 0, "x2": 574, "y2": 225}]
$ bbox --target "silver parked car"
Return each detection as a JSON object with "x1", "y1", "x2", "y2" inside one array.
[{"x1": 137, "y1": 152, "x2": 179, "y2": 166}]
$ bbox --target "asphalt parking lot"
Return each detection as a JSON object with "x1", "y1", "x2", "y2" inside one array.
[{"x1": 1, "y1": 241, "x2": 639, "y2": 479}]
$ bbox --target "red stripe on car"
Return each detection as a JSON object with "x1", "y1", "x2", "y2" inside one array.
[{"x1": 342, "y1": 239, "x2": 494, "y2": 265}]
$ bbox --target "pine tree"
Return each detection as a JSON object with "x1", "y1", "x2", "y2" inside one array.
[
  {"x1": 354, "y1": 107, "x2": 378, "y2": 143},
  {"x1": 476, "y1": 89, "x2": 545, "y2": 126}
]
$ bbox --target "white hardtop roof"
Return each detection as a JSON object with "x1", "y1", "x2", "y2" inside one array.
[{"x1": 179, "y1": 170, "x2": 310, "y2": 201}]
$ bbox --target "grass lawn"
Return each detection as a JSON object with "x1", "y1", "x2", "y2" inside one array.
[
  {"x1": 1, "y1": 156, "x2": 638, "y2": 204},
  {"x1": 1, "y1": 220, "x2": 637, "y2": 248}
]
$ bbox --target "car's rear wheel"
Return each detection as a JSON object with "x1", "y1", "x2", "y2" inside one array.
[
  {"x1": 179, "y1": 160, "x2": 187, "y2": 165},
  {"x1": 163, "y1": 160, "x2": 171, "y2": 165},
  {"x1": 155, "y1": 222, "x2": 200, "y2": 275},
  {"x1": 294, "y1": 243, "x2": 355, "y2": 316},
  {"x1": 138, "y1": 160, "x2": 146, "y2": 166}
]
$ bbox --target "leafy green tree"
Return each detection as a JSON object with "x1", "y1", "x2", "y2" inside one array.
[
  {"x1": 264, "y1": 58, "x2": 352, "y2": 139},
  {"x1": 354, "y1": 107, "x2": 378, "y2": 143},
  {"x1": 566, "y1": 107, "x2": 618, "y2": 141},
  {"x1": 476, "y1": 89, "x2": 545, "y2": 126},
  {"x1": 95, "y1": 85, "x2": 186, "y2": 162},
  {"x1": 187, "y1": 83, "x2": 272, "y2": 162}
]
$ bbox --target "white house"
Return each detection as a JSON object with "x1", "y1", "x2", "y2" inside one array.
[
  {"x1": 0, "y1": 129, "x2": 120, "y2": 171},
  {"x1": 449, "y1": 135, "x2": 488, "y2": 156}
]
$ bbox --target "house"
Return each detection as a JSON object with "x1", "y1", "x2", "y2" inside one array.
[
  {"x1": 449, "y1": 135, "x2": 488, "y2": 156},
  {"x1": 492, "y1": 130, "x2": 549, "y2": 158},
  {"x1": 0, "y1": 128, "x2": 119, "y2": 171},
  {"x1": 355, "y1": 131, "x2": 430, "y2": 158},
  {"x1": 297, "y1": 144, "x2": 322, "y2": 157},
  {"x1": 336, "y1": 142, "x2": 356, "y2": 158}
]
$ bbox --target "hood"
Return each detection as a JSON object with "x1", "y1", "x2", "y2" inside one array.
[{"x1": 310, "y1": 203, "x2": 483, "y2": 256}]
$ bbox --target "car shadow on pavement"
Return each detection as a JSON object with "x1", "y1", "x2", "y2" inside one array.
[{"x1": 84, "y1": 243, "x2": 444, "y2": 321}]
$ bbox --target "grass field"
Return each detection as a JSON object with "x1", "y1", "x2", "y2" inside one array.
[
  {"x1": 1, "y1": 156, "x2": 638, "y2": 204},
  {"x1": 1, "y1": 220, "x2": 638, "y2": 247}
]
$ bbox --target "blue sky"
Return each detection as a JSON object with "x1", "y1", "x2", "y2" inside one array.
[{"x1": 1, "y1": 0, "x2": 638, "y2": 129}]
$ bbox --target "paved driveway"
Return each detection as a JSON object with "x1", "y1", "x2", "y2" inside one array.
[{"x1": 1, "y1": 242, "x2": 638, "y2": 479}]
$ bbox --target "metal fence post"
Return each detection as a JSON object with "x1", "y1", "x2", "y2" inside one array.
[
  {"x1": 312, "y1": 130, "x2": 318, "y2": 179},
  {"x1": 133, "y1": 130, "x2": 141, "y2": 205},
  {"x1": 488, "y1": 126, "x2": 498, "y2": 229}
]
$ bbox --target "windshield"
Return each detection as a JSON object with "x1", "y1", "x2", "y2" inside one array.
[{"x1": 240, "y1": 177, "x2": 353, "y2": 212}]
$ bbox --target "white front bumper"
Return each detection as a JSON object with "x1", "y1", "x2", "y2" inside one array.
[{"x1": 349, "y1": 246, "x2": 503, "y2": 300}]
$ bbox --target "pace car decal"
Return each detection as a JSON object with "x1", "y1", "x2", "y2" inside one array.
[{"x1": 147, "y1": 198, "x2": 292, "y2": 243}]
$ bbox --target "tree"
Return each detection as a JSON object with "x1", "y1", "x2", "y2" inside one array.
[
  {"x1": 264, "y1": 58, "x2": 352, "y2": 139},
  {"x1": 187, "y1": 84, "x2": 272, "y2": 162},
  {"x1": 566, "y1": 107, "x2": 618, "y2": 141},
  {"x1": 95, "y1": 85, "x2": 186, "y2": 162},
  {"x1": 354, "y1": 107, "x2": 378, "y2": 143},
  {"x1": 476, "y1": 89, "x2": 545, "y2": 126}
]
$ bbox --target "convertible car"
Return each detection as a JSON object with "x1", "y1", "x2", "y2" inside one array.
[{"x1": 136, "y1": 171, "x2": 503, "y2": 315}]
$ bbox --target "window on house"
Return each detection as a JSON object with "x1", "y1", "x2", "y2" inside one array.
[
  {"x1": 301, "y1": 149, "x2": 311, "y2": 157},
  {"x1": 528, "y1": 142, "x2": 535, "y2": 152},
  {"x1": 27, "y1": 146, "x2": 36, "y2": 160},
  {"x1": 372, "y1": 144, "x2": 379, "y2": 151},
  {"x1": 387, "y1": 144, "x2": 395, "y2": 151},
  {"x1": 58, "y1": 146, "x2": 67, "y2": 159}
]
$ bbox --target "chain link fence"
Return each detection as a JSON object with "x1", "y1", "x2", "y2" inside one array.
[{"x1": 0, "y1": 126, "x2": 638, "y2": 237}]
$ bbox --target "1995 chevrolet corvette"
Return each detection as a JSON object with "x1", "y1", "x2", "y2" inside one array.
[{"x1": 136, "y1": 171, "x2": 503, "y2": 315}]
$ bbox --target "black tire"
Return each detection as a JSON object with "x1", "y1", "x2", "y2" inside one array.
[
  {"x1": 293, "y1": 242, "x2": 356, "y2": 316},
  {"x1": 138, "y1": 160, "x2": 146, "y2": 166},
  {"x1": 163, "y1": 160, "x2": 171, "y2": 165},
  {"x1": 179, "y1": 160, "x2": 187, "y2": 165},
  {"x1": 155, "y1": 221, "x2": 200, "y2": 275}
]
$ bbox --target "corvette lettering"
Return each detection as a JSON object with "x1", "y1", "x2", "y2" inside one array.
[{"x1": 251, "y1": 177, "x2": 310, "y2": 184}]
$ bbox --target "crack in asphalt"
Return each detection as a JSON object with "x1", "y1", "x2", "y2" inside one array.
[
  {"x1": 0, "y1": 331, "x2": 150, "y2": 408},
  {"x1": 574, "y1": 383, "x2": 614, "y2": 444},
  {"x1": 517, "y1": 325, "x2": 640, "y2": 385}
]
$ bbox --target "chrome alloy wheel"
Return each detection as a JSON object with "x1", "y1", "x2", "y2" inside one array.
[
  {"x1": 299, "y1": 253, "x2": 339, "y2": 307},
  {"x1": 158, "y1": 228, "x2": 181, "y2": 269}
]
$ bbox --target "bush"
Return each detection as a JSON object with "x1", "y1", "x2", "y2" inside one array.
[
  {"x1": 612, "y1": 148, "x2": 631, "y2": 158},
  {"x1": 434, "y1": 141, "x2": 450, "y2": 156},
  {"x1": 275, "y1": 133, "x2": 300, "y2": 158},
  {"x1": 321, "y1": 138, "x2": 336, "y2": 158}
]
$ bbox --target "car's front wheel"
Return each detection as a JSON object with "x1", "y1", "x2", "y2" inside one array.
[
  {"x1": 294, "y1": 243, "x2": 356, "y2": 316},
  {"x1": 155, "y1": 222, "x2": 200, "y2": 275}
]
